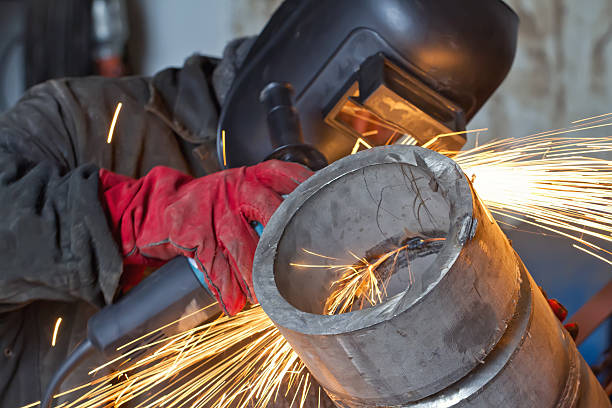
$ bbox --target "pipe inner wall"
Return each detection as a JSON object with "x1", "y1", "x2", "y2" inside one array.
[
  {"x1": 254, "y1": 146, "x2": 522, "y2": 404},
  {"x1": 255, "y1": 146, "x2": 610, "y2": 407}
]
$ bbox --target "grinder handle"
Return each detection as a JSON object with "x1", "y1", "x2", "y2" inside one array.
[
  {"x1": 86, "y1": 256, "x2": 220, "y2": 357},
  {"x1": 260, "y1": 82, "x2": 328, "y2": 170}
]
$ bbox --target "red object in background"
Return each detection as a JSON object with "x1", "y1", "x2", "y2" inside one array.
[
  {"x1": 96, "y1": 55, "x2": 126, "y2": 77},
  {"x1": 99, "y1": 161, "x2": 312, "y2": 315},
  {"x1": 548, "y1": 298, "x2": 569, "y2": 322},
  {"x1": 92, "y1": 0, "x2": 129, "y2": 77}
]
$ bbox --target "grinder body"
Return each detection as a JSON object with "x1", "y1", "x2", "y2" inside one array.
[{"x1": 86, "y1": 257, "x2": 220, "y2": 360}]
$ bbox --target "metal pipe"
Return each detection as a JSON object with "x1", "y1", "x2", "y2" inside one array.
[{"x1": 253, "y1": 145, "x2": 610, "y2": 407}]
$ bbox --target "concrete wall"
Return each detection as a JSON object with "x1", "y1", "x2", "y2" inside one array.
[
  {"x1": 469, "y1": 0, "x2": 612, "y2": 146},
  {"x1": 126, "y1": 0, "x2": 282, "y2": 75}
]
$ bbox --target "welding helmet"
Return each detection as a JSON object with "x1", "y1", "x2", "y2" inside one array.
[{"x1": 217, "y1": 0, "x2": 518, "y2": 169}]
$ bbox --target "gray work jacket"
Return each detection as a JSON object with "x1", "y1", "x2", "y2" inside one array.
[
  {"x1": 0, "y1": 53, "x2": 225, "y2": 406},
  {"x1": 0, "y1": 39, "x2": 332, "y2": 405}
]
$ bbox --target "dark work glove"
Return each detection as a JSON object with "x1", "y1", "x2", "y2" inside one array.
[{"x1": 540, "y1": 286, "x2": 579, "y2": 340}]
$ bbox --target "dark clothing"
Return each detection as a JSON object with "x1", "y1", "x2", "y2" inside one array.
[
  {"x1": 0, "y1": 43, "x2": 335, "y2": 406},
  {"x1": 0, "y1": 54, "x2": 223, "y2": 406}
]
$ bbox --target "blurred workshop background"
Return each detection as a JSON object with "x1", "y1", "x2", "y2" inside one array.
[{"x1": 0, "y1": 0, "x2": 610, "y2": 366}]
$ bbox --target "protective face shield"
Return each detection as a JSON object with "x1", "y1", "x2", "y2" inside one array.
[
  {"x1": 217, "y1": 0, "x2": 518, "y2": 169},
  {"x1": 323, "y1": 53, "x2": 467, "y2": 154}
]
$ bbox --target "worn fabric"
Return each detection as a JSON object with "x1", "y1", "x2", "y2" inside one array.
[
  {"x1": 99, "y1": 161, "x2": 312, "y2": 315},
  {"x1": 0, "y1": 48, "x2": 334, "y2": 407},
  {"x1": 0, "y1": 32, "x2": 335, "y2": 405},
  {"x1": 212, "y1": 36, "x2": 256, "y2": 106},
  {"x1": 0, "y1": 54, "x2": 223, "y2": 406}
]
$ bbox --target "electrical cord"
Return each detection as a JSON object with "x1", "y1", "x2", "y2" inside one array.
[{"x1": 40, "y1": 339, "x2": 95, "y2": 408}]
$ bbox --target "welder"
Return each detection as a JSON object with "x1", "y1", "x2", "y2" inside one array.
[
  {"x1": 0, "y1": 0, "x2": 576, "y2": 407},
  {"x1": 0, "y1": 27, "x2": 318, "y2": 408}
]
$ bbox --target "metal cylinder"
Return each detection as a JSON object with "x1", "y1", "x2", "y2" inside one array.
[{"x1": 253, "y1": 145, "x2": 610, "y2": 407}]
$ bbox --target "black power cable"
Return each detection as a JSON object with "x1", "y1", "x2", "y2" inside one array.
[
  {"x1": 40, "y1": 339, "x2": 95, "y2": 408},
  {"x1": 40, "y1": 257, "x2": 219, "y2": 407}
]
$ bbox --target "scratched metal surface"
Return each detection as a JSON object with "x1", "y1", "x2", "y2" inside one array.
[
  {"x1": 254, "y1": 145, "x2": 610, "y2": 407},
  {"x1": 254, "y1": 146, "x2": 517, "y2": 405}
]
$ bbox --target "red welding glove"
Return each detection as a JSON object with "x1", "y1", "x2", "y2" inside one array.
[
  {"x1": 540, "y1": 286, "x2": 579, "y2": 340},
  {"x1": 549, "y1": 299, "x2": 579, "y2": 339},
  {"x1": 99, "y1": 160, "x2": 313, "y2": 315}
]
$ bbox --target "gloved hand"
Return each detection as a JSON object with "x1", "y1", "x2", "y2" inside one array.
[
  {"x1": 540, "y1": 286, "x2": 579, "y2": 340},
  {"x1": 99, "y1": 160, "x2": 313, "y2": 315}
]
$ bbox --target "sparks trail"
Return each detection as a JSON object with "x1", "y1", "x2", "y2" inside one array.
[
  {"x1": 29, "y1": 237, "x2": 444, "y2": 408},
  {"x1": 326, "y1": 235, "x2": 445, "y2": 314},
  {"x1": 348, "y1": 111, "x2": 612, "y2": 263},
  {"x1": 26, "y1": 114, "x2": 612, "y2": 408},
  {"x1": 292, "y1": 235, "x2": 446, "y2": 315},
  {"x1": 106, "y1": 102, "x2": 122, "y2": 144},
  {"x1": 25, "y1": 306, "x2": 313, "y2": 408},
  {"x1": 444, "y1": 130, "x2": 612, "y2": 264}
]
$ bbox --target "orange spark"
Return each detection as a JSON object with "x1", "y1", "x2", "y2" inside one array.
[
  {"x1": 51, "y1": 317, "x2": 62, "y2": 347},
  {"x1": 106, "y1": 102, "x2": 123, "y2": 144},
  {"x1": 421, "y1": 127, "x2": 488, "y2": 149},
  {"x1": 222, "y1": 129, "x2": 228, "y2": 167},
  {"x1": 571, "y1": 112, "x2": 612, "y2": 124},
  {"x1": 350, "y1": 138, "x2": 373, "y2": 155}
]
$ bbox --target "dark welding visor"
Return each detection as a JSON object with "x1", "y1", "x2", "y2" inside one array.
[
  {"x1": 324, "y1": 54, "x2": 466, "y2": 154},
  {"x1": 217, "y1": 0, "x2": 518, "y2": 168}
]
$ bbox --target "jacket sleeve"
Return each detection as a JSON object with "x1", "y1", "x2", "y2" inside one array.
[{"x1": 0, "y1": 81, "x2": 124, "y2": 311}]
